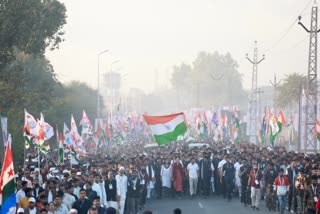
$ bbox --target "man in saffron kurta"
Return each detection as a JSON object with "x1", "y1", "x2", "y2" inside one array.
[{"x1": 172, "y1": 157, "x2": 183, "y2": 198}]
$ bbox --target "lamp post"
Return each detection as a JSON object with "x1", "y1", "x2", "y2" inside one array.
[{"x1": 97, "y1": 50, "x2": 109, "y2": 119}]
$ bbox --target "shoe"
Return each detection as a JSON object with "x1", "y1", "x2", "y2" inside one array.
[
  {"x1": 290, "y1": 210, "x2": 294, "y2": 213},
  {"x1": 255, "y1": 207, "x2": 259, "y2": 211}
]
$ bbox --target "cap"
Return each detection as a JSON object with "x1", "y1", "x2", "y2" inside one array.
[
  {"x1": 29, "y1": 197, "x2": 36, "y2": 203},
  {"x1": 34, "y1": 168, "x2": 40, "y2": 172},
  {"x1": 17, "y1": 208, "x2": 24, "y2": 213},
  {"x1": 63, "y1": 170, "x2": 69, "y2": 174},
  {"x1": 76, "y1": 172, "x2": 81, "y2": 176},
  {"x1": 119, "y1": 166, "x2": 125, "y2": 171}
]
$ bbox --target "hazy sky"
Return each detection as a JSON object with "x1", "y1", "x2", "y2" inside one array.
[{"x1": 46, "y1": 0, "x2": 314, "y2": 93}]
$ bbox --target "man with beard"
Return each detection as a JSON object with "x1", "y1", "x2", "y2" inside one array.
[
  {"x1": 116, "y1": 166, "x2": 128, "y2": 214},
  {"x1": 85, "y1": 181, "x2": 98, "y2": 202},
  {"x1": 222, "y1": 156, "x2": 235, "y2": 201},
  {"x1": 248, "y1": 163, "x2": 263, "y2": 210},
  {"x1": 127, "y1": 169, "x2": 141, "y2": 214},
  {"x1": 200, "y1": 156, "x2": 214, "y2": 198},
  {"x1": 303, "y1": 175, "x2": 320, "y2": 214},
  {"x1": 33, "y1": 178, "x2": 44, "y2": 199},
  {"x1": 138, "y1": 165, "x2": 149, "y2": 210},
  {"x1": 72, "y1": 189, "x2": 92, "y2": 214},
  {"x1": 239, "y1": 160, "x2": 250, "y2": 206},
  {"x1": 264, "y1": 163, "x2": 277, "y2": 211},
  {"x1": 187, "y1": 157, "x2": 199, "y2": 200}
]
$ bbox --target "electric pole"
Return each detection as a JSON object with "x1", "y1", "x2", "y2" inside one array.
[
  {"x1": 246, "y1": 41, "x2": 265, "y2": 144},
  {"x1": 269, "y1": 73, "x2": 281, "y2": 114},
  {"x1": 298, "y1": 2, "x2": 319, "y2": 153},
  {"x1": 256, "y1": 88, "x2": 264, "y2": 118}
]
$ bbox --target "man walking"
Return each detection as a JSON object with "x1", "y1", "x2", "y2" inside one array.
[
  {"x1": 248, "y1": 163, "x2": 262, "y2": 210},
  {"x1": 116, "y1": 167, "x2": 128, "y2": 214},
  {"x1": 274, "y1": 168, "x2": 289, "y2": 214},
  {"x1": 222, "y1": 156, "x2": 235, "y2": 201},
  {"x1": 187, "y1": 157, "x2": 199, "y2": 199}
]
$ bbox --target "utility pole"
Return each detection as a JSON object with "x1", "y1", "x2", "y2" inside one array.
[
  {"x1": 298, "y1": 2, "x2": 319, "y2": 153},
  {"x1": 246, "y1": 41, "x2": 265, "y2": 144},
  {"x1": 269, "y1": 73, "x2": 281, "y2": 114},
  {"x1": 256, "y1": 88, "x2": 264, "y2": 118}
]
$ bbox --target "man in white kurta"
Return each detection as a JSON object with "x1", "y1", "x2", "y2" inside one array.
[
  {"x1": 161, "y1": 163, "x2": 172, "y2": 188},
  {"x1": 116, "y1": 167, "x2": 127, "y2": 214},
  {"x1": 234, "y1": 159, "x2": 242, "y2": 197},
  {"x1": 94, "y1": 174, "x2": 107, "y2": 207}
]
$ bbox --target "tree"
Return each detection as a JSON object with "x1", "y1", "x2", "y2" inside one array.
[
  {"x1": 0, "y1": 0, "x2": 66, "y2": 56},
  {"x1": 277, "y1": 73, "x2": 306, "y2": 109},
  {"x1": 170, "y1": 51, "x2": 247, "y2": 108},
  {"x1": 170, "y1": 63, "x2": 192, "y2": 109}
]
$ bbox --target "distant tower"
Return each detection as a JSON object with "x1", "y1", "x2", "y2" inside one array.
[
  {"x1": 246, "y1": 41, "x2": 265, "y2": 144},
  {"x1": 298, "y1": 2, "x2": 319, "y2": 153}
]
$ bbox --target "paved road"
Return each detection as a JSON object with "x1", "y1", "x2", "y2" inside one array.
[{"x1": 141, "y1": 196, "x2": 272, "y2": 214}]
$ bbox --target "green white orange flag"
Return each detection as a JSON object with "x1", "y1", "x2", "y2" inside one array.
[
  {"x1": 270, "y1": 111, "x2": 286, "y2": 142},
  {"x1": 143, "y1": 113, "x2": 187, "y2": 145}
]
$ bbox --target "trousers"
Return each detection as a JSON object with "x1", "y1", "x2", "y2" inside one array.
[
  {"x1": 251, "y1": 187, "x2": 261, "y2": 208},
  {"x1": 189, "y1": 177, "x2": 198, "y2": 196},
  {"x1": 278, "y1": 195, "x2": 287, "y2": 214}
]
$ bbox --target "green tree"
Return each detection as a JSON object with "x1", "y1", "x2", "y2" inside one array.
[{"x1": 277, "y1": 73, "x2": 306, "y2": 109}]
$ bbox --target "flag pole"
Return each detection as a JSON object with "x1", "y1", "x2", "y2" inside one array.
[
  {"x1": 23, "y1": 139, "x2": 26, "y2": 168},
  {"x1": 38, "y1": 146, "x2": 40, "y2": 171},
  {"x1": 70, "y1": 150, "x2": 72, "y2": 169},
  {"x1": 56, "y1": 124, "x2": 60, "y2": 165}
]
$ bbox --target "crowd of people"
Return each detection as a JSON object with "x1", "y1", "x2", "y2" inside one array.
[{"x1": 11, "y1": 140, "x2": 320, "y2": 214}]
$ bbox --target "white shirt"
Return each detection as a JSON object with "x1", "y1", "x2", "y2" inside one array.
[
  {"x1": 187, "y1": 163, "x2": 199, "y2": 179},
  {"x1": 218, "y1": 159, "x2": 227, "y2": 169},
  {"x1": 29, "y1": 208, "x2": 37, "y2": 214},
  {"x1": 115, "y1": 174, "x2": 128, "y2": 198},
  {"x1": 55, "y1": 204, "x2": 68, "y2": 214},
  {"x1": 16, "y1": 189, "x2": 26, "y2": 204}
]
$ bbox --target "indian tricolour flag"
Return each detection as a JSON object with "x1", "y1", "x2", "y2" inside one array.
[
  {"x1": 270, "y1": 111, "x2": 286, "y2": 142},
  {"x1": 143, "y1": 113, "x2": 187, "y2": 145}
]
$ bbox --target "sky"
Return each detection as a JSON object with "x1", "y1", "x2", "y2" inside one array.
[{"x1": 46, "y1": 0, "x2": 314, "y2": 93}]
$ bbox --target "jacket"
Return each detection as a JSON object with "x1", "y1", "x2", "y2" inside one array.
[
  {"x1": 72, "y1": 199, "x2": 92, "y2": 214},
  {"x1": 304, "y1": 184, "x2": 320, "y2": 211},
  {"x1": 23, "y1": 207, "x2": 40, "y2": 214},
  {"x1": 127, "y1": 176, "x2": 141, "y2": 198},
  {"x1": 287, "y1": 167, "x2": 298, "y2": 185},
  {"x1": 105, "y1": 178, "x2": 117, "y2": 202}
]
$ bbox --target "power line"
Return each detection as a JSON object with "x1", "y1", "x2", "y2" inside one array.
[{"x1": 264, "y1": 0, "x2": 313, "y2": 53}]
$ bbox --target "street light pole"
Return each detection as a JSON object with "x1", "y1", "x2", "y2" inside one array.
[{"x1": 97, "y1": 50, "x2": 109, "y2": 119}]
